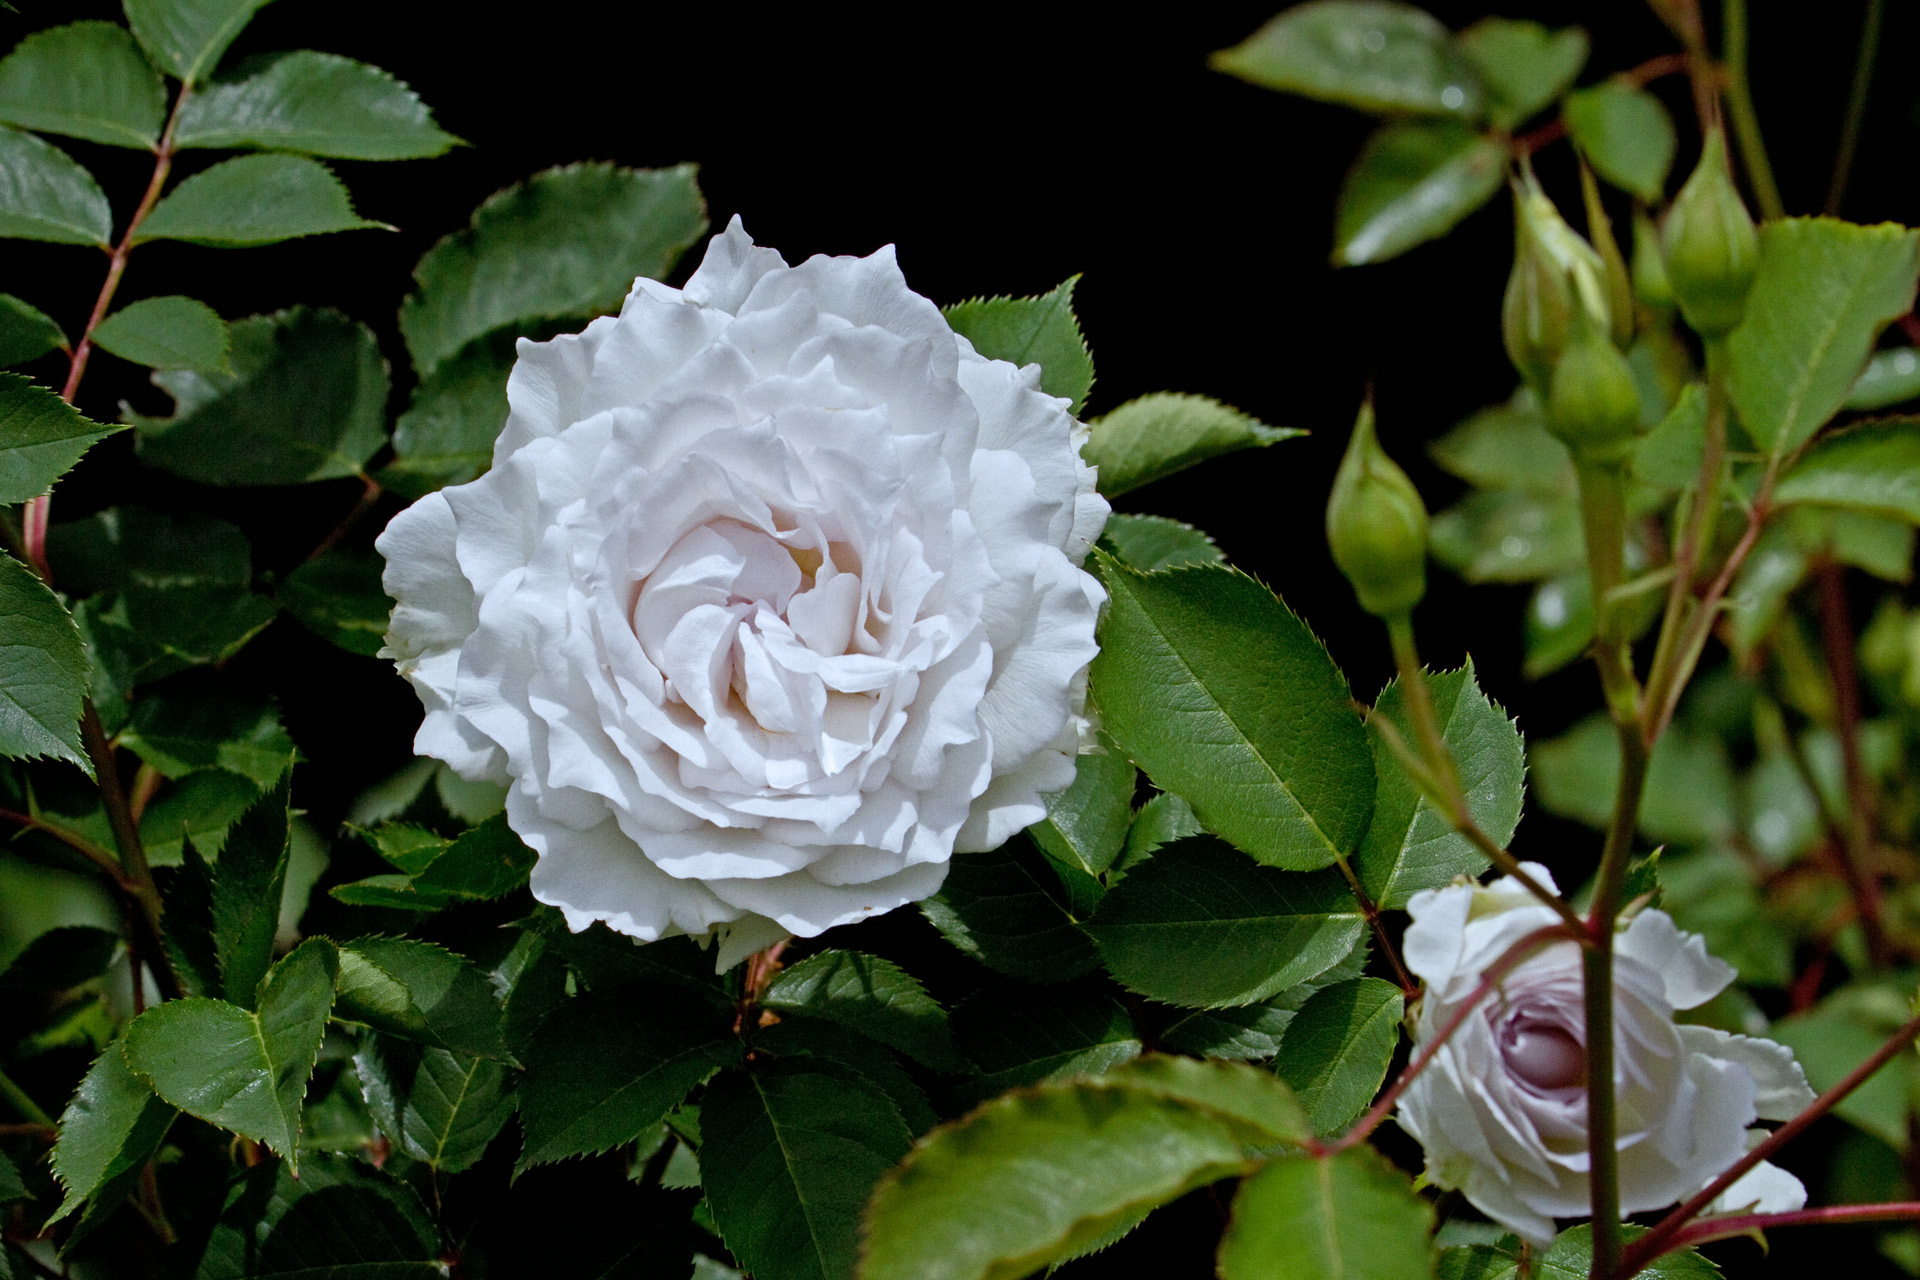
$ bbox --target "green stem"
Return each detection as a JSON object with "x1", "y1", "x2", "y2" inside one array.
[
  {"x1": 0, "y1": 1062, "x2": 54, "y2": 1128},
  {"x1": 1721, "y1": 0, "x2": 1785, "y2": 220},
  {"x1": 1575, "y1": 460, "x2": 1643, "y2": 727},
  {"x1": 1825, "y1": 0, "x2": 1884, "y2": 215},
  {"x1": 81, "y1": 701, "x2": 180, "y2": 1001},
  {"x1": 1584, "y1": 942, "x2": 1622, "y2": 1278},
  {"x1": 1816, "y1": 560, "x2": 1888, "y2": 966}
]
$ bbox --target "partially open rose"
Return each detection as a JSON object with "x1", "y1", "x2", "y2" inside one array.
[
  {"x1": 378, "y1": 219, "x2": 1107, "y2": 966},
  {"x1": 1395, "y1": 865, "x2": 1814, "y2": 1243}
]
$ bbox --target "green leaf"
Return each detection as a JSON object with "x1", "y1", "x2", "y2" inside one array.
[
  {"x1": 1455, "y1": 19, "x2": 1587, "y2": 128},
  {"x1": 159, "y1": 837, "x2": 218, "y2": 995},
  {"x1": 195, "y1": 1155, "x2": 442, "y2": 1280},
  {"x1": 861, "y1": 1057, "x2": 1300, "y2": 1280},
  {"x1": 1097, "y1": 514, "x2": 1224, "y2": 572},
  {"x1": 123, "y1": 937, "x2": 338, "y2": 1169},
  {"x1": 1772, "y1": 982, "x2": 1917, "y2": 1150},
  {"x1": 763, "y1": 949, "x2": 960, "y2": 1073},
  {"x1": 1271, "y1": 978, "x2": 1403, "y2": 1136},
  {"x1": 1090, "y1": 559, "x2": 1374, "y2": 870},
  {"x1": 0, "y1": 21, "x2": 166, "y2": 149},
  {"x1": 1217, "y1": 1147, "x2": 1436, "y2": 1280},
  {"x1": 705, "y1": 1059, "x2": 912, "y2": 1280},
  {"x1": 1428, "y1": 391, "x2": 1572, "y2": 493},
  {"x1": 174, "y1": 50, "x2": 460, "y2": 159},
  {"x1": 1153, "y1": 994, "x2": 1299, "y2": 1062},
  {"x1": 277, "y1": 548, "x2": 392, "y2": 656},
  {"x1": 1793, "y1": 506, "x2": 1913, "y2": 582},
  {"x1": 951, "y1": 981, "x2": 1142, "y2": 1098},
  {"x1": 0, "y1": 1151, "x2": 21, "y2": 1202},
  {"x1": 1211, "y1": 1, "x2": 1485, "y2": 119},
  {"x1": 409, "y1": 812, "x2": 534, "y2": 899},
  {"x1": 1562, "y1": 82, "x2": 1677, "y2": 202},
  {"x1": 1846, "y1": 345, "x2": 1920, "y2": 411},
  {"x1": 120, "y1": 683, "x2": 295, "y2": 791},
  {"x1": 1086, "y1": 835, "x2": 1363, "y2": 1008},
  {"x1": 377, "y1": 329, "x2": 515, "y2": 497},
  {"x1": 921, "y1": 836, "x2": 1100, "y2": 981},
  {"x1": 1532, "y1": 714, "x2": 1737, "y2": 846},
  {"x1": 1659, "y1": 847, "x2": 1791, "y2": 986},
  {"x1": 1334, "y1": 121, "x2": 1506, "y2": 266},
  {"x1": 1429, "y1": 486, "x2": 1584, "y2": 582},
  {"x1": 1118, "y1": 790, "x2": 1202, "y2": 870},
  {"x1": 942, "y1": 278, "x2": 1094, "y2": 415},
  {"x1": 0, "y1": 550, "x2": 92, "y2": 773},
  {"x1": 538, "y1": 917, "x2": 732, "y2": 1007},
  {"x1": 516, "y1": 983, "x2": 740, "y2": 1171},
  {"x1": 400, "y1": 162, "x2": 707, "y2": 379},
  {"x1": 137, "y1": 154, "x2": 386, "y2": 246},
  {"x1": 1083, "y1": 393, "x2": 1298, "y2": 497},
  {"x1": 1441, "y1": 1227, "x2": 1721, "y2": 1280},
  {"x1": 133, "y1": 307, "x2": 388, "y2": 485},
  {"x1": 1352, "y1": 661, "x2": 1521, "y2": 907},
  {"x1": 143, "y1": 771, "x2": 262, "y2": 869},
  {"x1": 0, "y1": 924, "x2": 119, "y2": 990},
  {"x1": 355, "y1": 1033, "x2": 514, "y2": 1173},
  {"x1": 0, "y1": 373, "x2": 122, "y2": 504},
  {"x1": 1027, "y1": 733, "x2": 1134, "y2": 877},
  {"x1": 1633, "y1": 382, "x2": 1707, "y2": 489},
  {"x1": 208, "y1": 773, "x2": 292, "y2": 1006},
  {"x1": 91, "y1": 295, "x2": 228, "y2": 372},
  {"x1": 0, "y1": 126, "x2": 112, "y2": 245},
  {"x1": 124, "y1": 0, "x2": 271, "y2": 85},
  {"x1": 1730, "y1": 217, "x2": 1920, "y2": 458},
  {"x1": 1774, "y1": 419, "x2": 1920, "y2": 524},
  {"x1": 48, "y1": 1037, "x2": 177, "y2": 1225},
  {"x1": 753, "y1": 1016, "x2": 938, "y2": 1137},
  {"x1": 50, "y1": 505, "x2": 247, "y2": 596},
  {"x1": 0, "y1": 295, "x2": 65, "y2": 366},
  {"x1": 334, "y1": 935, "x2": 510, "y2": 1060},
  {"x1": 1523, "y1": 571, "x2": 1594, "y2": 678}
]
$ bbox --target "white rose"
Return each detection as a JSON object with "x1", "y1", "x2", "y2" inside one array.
[
  {"x1": 377, "y1": 218, "x2": 1108, "y2": 967},
  {"x1": 1395, "y1": 864, "x2": 1814, "y2": 1244}
]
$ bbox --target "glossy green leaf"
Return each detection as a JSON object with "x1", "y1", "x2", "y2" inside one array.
[
  {"x1": 1271, "y1": 977, "x2": 1402, "y2": 1135},
  {"x1": 0, "y1": 127, "x2": 112, "y2": 245},
  {"x1": 1429, "y1": 486, "x2": 1584, "y2": 583},
  {"x1": 1456, "y1": 18, "x2": 1586, "y2": 127},
  {"x1": 1461, "y1": 1225, "x2": 1721, "y2": 1279},
  {"x1": 0, "y1": 295, "x2": 65, "y2": 366},
  {"x1": 277, "y1": 548, "x2": 391, "y2": 656},
  {"x1": 1428, "y1": 390, "x2": 1571, "y2": 493},
  {"x1": 335, "y1": 935, "x2": 510, "y2": 1060},
  {"x1": 517, "y1": 983, "x2": 740, "y2": 1171},
  {"x1": 1774, "y1": 419, "x2": 1920, "y2": 524},
  {"x1": 1562, "y1": 82, "x2": 1676, "y2": 202},
  {"x1": 1846, "y1": 345, "x2": 1920, "y2": 411},
  {"x1": 0, "y1": 22, "x2": 166, "y2": 149},
  {"x1": 951, "y1": 981, "x2": 1142, "y2": 1098},
  {"x1": 0, "y1": 550, "x2": 92, "y2": 773},
  {"x1": 1523, "y1": 571, "x2": 1594, "y2": 678},
  {"x1": 1118, "y1": 790, "x2": 1202, "y2": 871},
  {"x1": 1083, "y1": 393, "x2": 1297, "y2": 497},
  {"x1": 539, "y1": 918, "x2": 733, "y2": 1007},
  {"x1": 410, "y1": 812, "x2": 534, "y2": 898},
  {"x1": 195, "y1": 1155, "x2": 442, "y2": 1280},
  {"x1": 1090, "y1": 559, "x2": 1373, "y2": 870},
  {"x1": 0, "y1": 373, "x2": 122, "y2": 504},
  {"x1": 1153, "y1": 992, "x2": 1300, "y2": 1062},
  {"x1": 91, "y1": 295, "x2": 227, "y2": 372},
  {"x1": 124, "y1": 0, "x2": 271, "y2": 84},
  {"x1": 1211, "y1": 1, "x2": 1485, "y2": 119},
  {"x1": 356, "y1": 1033, "x2": 514, "y2": 1173},
  {"x1": 1096, "y1": 514, "x2": 1224, "y2": 571},
  {"x1": 1028, "y1": 733, "x2": 1134, "y2": 877},
  {"x1": 1730, "y1": 217, "x2": 1920, "y2": 458},
  {"x1": 121, "y1": 684, "x2": 294, "y2": 791},
  {"x1": 1352, "y1": 662, "x2": 1521, "y2": 907},
  {"x1": 943, "y1": 277, "x2": 1093, "y2": 415},
  {"x1": 50, "y1": 505, "x2": 247, "y2": 595},
  {"x1": 861, "y1": 1057, "x2": 1301, "y2": 1280},
  {"x1": 175, "y1": 50, "x2": 460, "y2": 158},
  {"x1": 1793, "y1": 506, "x2": 1913, "y2": 582},
  {"x1": 137, "y1": 154, "x2": 386, "y2": 246},
  {"x1": 159, "y1": 837, "x2": 219, "y2": 995},
  {"x1": 1086, "y1": 835, "x2": 1363, "y2": 1008},
  {"x1": 753, "y1": 1016, "x2": 938, "y2": 1138},
  {"x1": 1773, "y1": 981, "x2": 1916, "y2": 1150},
  {"x1": 123, "y1": 938, "x2": 338, "y2": 1169},
  {"x1": 1633, "y1": 381, "x2": 1707, "y2": 489},
  {"x1": 141, "y1": 770, "x2": 259, "y2": 869},
  {"x1": 208, "y1": 773, "x2": 291, "y2": 1006},
  {"x1": 921, "y1": 837, "x2": 1100, "y2": 981},
  {"x1": 134, "y1": 307, "x2": 388, "y2": 485},
  {"x1": 0, "y1": 924, "x2": 118, "y2": 990},
  {"x1": 378, "y1": 328, "x2": 514, "y2": 497},
  {"x1": 1335, "y1": 121, "x2": 1506, "y2": 266},
  {"x1": 706, "y1": 1059, "x2": 912, "y2": 1280},
  {"x1": 48, "y1": 1037, "x2": 177, "y2": 1224},
  {"x1": 763, "y1": 949, "x2": 959, "y2": 1073},
  {"x1": 401, "y1": 162, "x2": 707, "y2": 378},
  {"x1": 1217, "y1": 1146, "x2": 1436, "y2": 1280}
]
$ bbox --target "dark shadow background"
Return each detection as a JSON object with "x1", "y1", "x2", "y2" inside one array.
[{"x1": 9, "y1": 0, "x2": 1920, "y2": 1274}]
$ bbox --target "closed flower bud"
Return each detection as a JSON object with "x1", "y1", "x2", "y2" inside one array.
[
  {"x1": 1327, "y1": 400, "x2": 1428, "y2": 617},
  {"x1": 1502, "y1": 173, "x2": 1611, "y2": 391},
  {"x1": 1632, "y1": 209, "x2": 1676, "y2": 311},
  {"x1": 1661, "y1": 126, "x2": 1759, "y2": 338},
  {"x1": 1547, "y1": 308, "x2": 1643, "y2": 463}
]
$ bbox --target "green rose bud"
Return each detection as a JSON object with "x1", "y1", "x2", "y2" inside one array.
[
  {"x1": 1503, "y1": 172, "x2": 1611, "y2": 392},
  {"x1": 1661, "y1": 126, "x2": 1759, "y2": 339},
  {"x1": 1631, "y1": 209, "x2": 1676, "y2": 311},
  {"x1": 1547, "y1": 308, "x2": 1643, "y2": 464},
  {"x1": 1327, "y1": 399, "x2": 1428, "y2": 618}
]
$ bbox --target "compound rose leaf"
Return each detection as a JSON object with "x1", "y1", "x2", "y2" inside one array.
[
  {"x1": 0, "y1": 21, "x2": 166, "y2": 149},
  {"x1": 175, "y1": 50, "x2": 460, "y2": 159}
]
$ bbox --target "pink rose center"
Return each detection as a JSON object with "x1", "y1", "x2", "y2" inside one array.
[{"x1": 1501, "y1": 1019, "x2": 1586, "y2": 1090}]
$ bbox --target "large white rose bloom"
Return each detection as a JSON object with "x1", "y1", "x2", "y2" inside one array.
[
  {"x1": 1395, "y1": 865, "x2": 1815, "y2": 1244},
  {"x1": 377, "y1": 218, "x2": 1108, "y2": 967}
]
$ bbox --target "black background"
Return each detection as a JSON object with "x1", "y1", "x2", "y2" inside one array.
[{"x1": 9, "y1": 0, "x2": 1920, "y2": 1274}]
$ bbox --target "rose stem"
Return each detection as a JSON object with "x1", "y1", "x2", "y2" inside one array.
[
  {"x1": 1815, "y1": 559, "x2": 1889, "y2": 966},
  {"x1": 1664, "y1": 1201, "x2": 1920, "y2": 1254},
  {"x1": 1618, "y1": 1008, "x2": 1920, "y2": 1277},
  {"x1": 1325, "y1": 923, "x2": 1580, "y2": 1156},
  {"x1": 1329, "y1": 853, "x2": 1416, "y2": 998},
  {"x1": 1824, "y1": 0, "x2": 1883, "y2": 215},
  {"x1": 1720, "y1": 0, "x2": 1786, "y2": 221}
]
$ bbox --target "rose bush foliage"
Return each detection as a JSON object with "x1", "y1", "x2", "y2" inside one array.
[{"x1": 378, "y1": 218, "x2": 1108, "y2": 964}]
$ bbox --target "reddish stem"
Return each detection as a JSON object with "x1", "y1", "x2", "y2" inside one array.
[
  {"x1": 1815, "y1": 560, "x2": 1888, "y2": 966},
  {"x1": 1663, "y1": 1201, "x2": 1920, "y2": 1253}
]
